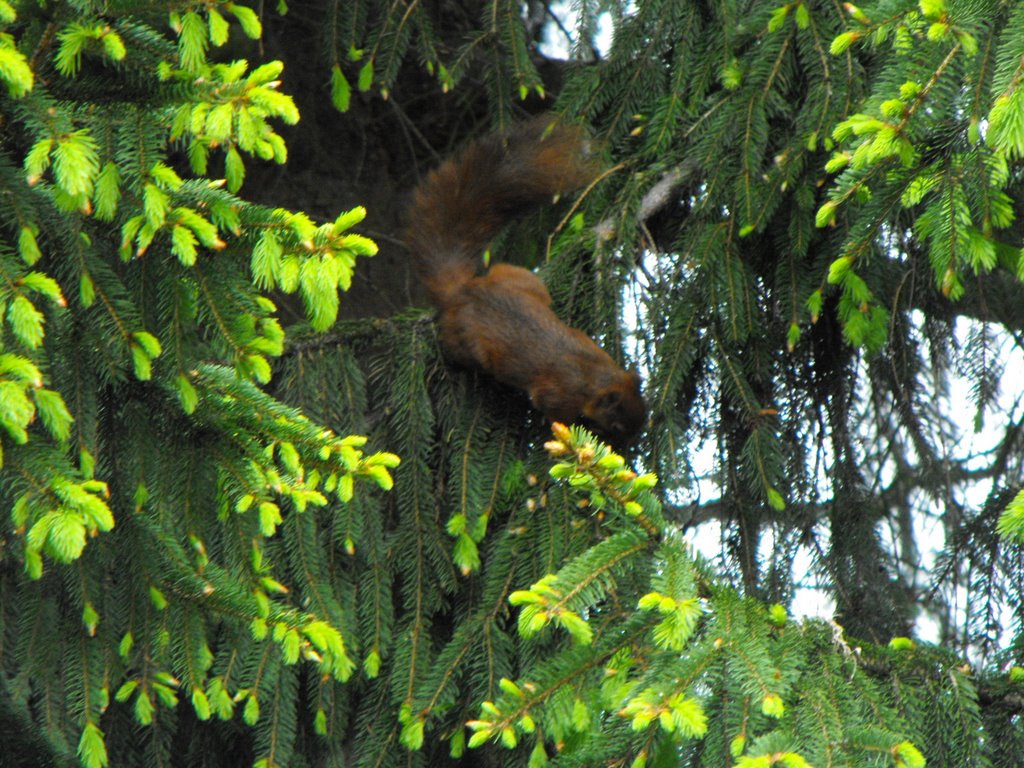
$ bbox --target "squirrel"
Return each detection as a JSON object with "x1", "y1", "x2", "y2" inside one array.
[{"x1": 405, "y1": 116, "x2": 646, "y2": 448}]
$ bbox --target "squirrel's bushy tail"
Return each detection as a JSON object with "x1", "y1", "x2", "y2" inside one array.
[{"x1": 406, "y1": 116, "x2": 599, "y2": 306}]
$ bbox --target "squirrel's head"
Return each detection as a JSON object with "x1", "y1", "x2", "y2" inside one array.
[{"x1": 581, "y1": 370, "x2": 646, "y2": 449}]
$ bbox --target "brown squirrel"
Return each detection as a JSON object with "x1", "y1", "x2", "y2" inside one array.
[{"x1": 405, "y1": 116, "x2": 645, "y2": 447}]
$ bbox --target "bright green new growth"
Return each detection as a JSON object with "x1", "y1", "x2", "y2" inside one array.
[
  {"x1": 817, "y1": 0, "x2": 1020, "y2": 329},
  {"x1": 463, "y1": 425, "x2": 932, "y2": 768},
  {"x1": 1, "y1": 2, "x2": 383, "y2": 765}
]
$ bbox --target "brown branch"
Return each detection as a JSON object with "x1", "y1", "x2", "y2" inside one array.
[{"x1": 593, "y1": 160, "x2": 697, "y2": 242}]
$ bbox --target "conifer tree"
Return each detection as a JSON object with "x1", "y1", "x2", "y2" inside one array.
[{"x1": 2, "y1": 1, "x2": 1024, "y2": 768}]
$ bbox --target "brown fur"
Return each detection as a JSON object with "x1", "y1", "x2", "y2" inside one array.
[{"x1": 406, "y1": 117, "x2": 645, "y2": 447}]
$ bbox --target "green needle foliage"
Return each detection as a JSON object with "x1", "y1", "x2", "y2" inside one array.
[
  {"x1": 451, "y1": 425, "x2": 945, "y2": 768},
  {"x1": 3, "y1": 0, "x2": 1024, "y2": 767},
  {"x1": 1, "y1": 1, "x2": 390, "y2": 765}
]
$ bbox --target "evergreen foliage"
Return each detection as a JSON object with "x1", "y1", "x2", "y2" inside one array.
[
  {"x1": 1, "y1": 1, "x2": 392, "y2": 765},
  {"x1": 2, "y1": 0, "x2": 1024, "y2": 767}
]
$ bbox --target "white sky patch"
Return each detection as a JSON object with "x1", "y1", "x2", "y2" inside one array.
[{"x1": 537, "y1": 1, "x2": 616, "y2": 60}]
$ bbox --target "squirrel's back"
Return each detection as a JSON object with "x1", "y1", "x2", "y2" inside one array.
[{"x1": 405, "y1": 116, "x2": 599, "y2": 307}]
